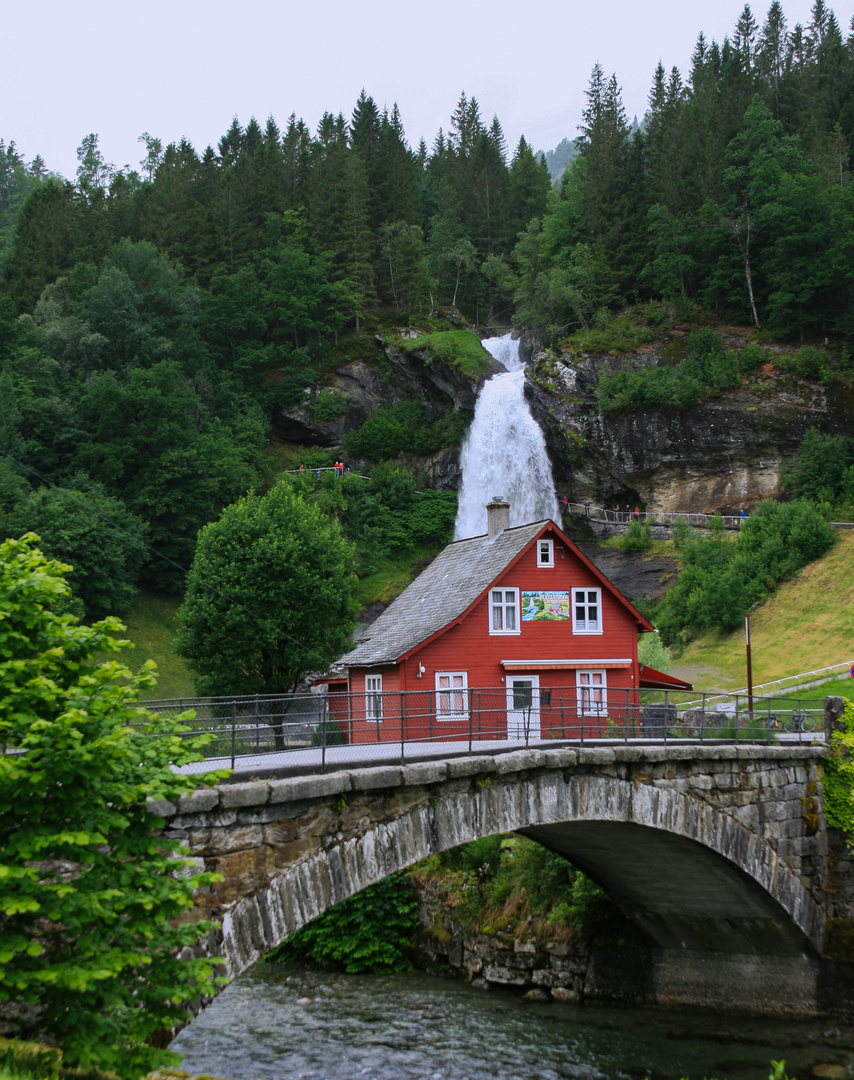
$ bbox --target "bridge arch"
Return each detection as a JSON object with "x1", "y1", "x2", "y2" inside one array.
[{"x1": 213, "y1": 768, "x2": 825, "y2": 987}]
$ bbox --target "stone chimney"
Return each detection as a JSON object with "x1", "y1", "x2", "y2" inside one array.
[{"x1": 486, "y1": 498, "x2": 510, "y2": 539}]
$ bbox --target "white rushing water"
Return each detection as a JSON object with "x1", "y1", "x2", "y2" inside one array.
[{"x1": 454, "y1": 334, "x2": 560, "y2": 539}]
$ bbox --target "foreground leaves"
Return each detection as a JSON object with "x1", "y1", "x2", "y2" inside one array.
[{"x1": 0, "y1": 535, "x2": 226, "y2": 1077}]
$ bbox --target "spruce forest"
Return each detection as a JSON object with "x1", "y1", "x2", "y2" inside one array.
[{"x1": 1, "y1": 0, "x2": 854, "y2": 623}]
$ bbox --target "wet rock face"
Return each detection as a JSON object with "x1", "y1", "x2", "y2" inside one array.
[
  {"x1": 270, "y1": 340, "x2": 489, "y2": 480},
  {"x1": 525, "y1": 345, "x2": 854, "y2": 514},
  {"x1": 575, "y1": 545, "x2": 678, "y2": 605},
  {"x1": 272, "y1": 359, "x2": 399, "y2": 447},
  {"x1": 273, "y1": 327, "x2": 853, "y2": 514}
]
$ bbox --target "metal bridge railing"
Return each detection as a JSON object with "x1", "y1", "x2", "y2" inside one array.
[
  {"x1": 565, "y1": 502, "x2": 854, "y2": 531},
  {"x1": 125, "y1": 686, "x2": 829, "y2": 775}
]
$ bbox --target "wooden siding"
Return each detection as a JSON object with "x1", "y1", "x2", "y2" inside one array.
[{"x1": 344, "y1": 533, "x2": 643, "y2": 745}]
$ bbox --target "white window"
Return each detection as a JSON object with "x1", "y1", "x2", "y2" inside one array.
[
  {"x1": 577, "y1": 670, "x2": 607, "y2": 716},
  {"x1": 436, "y1": 672, "x2": 468, "y2": 719},
  {"x1": 489, "y1": 587, "x2": 520, "y2": 634},
  {"x1": 537, "y1": 539, "x2": 554, "y2": 567},
  {"x1": 365, "y1": 674, "x2": 383, "y2": 721},
  {"x1": 573, "y1": 588, "x2": 602, "y2": 633}
]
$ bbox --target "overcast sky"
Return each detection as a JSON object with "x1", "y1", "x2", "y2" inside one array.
[{"x1": 5, "y1": 0, "x2": 852, "y2": 181}]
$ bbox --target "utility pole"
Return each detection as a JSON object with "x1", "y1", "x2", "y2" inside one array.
[{"x1": 745, "y1": 614, "x2": 754, "y2": 720}]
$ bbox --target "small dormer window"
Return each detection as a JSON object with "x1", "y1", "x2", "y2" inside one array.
[{"x1": 537, "y1": 539, "x2": 554, "y2": 567}]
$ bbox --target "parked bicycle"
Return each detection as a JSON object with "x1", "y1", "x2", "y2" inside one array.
[{"x1": 766, "y1": 712, "x2": 816, "y2": 734}]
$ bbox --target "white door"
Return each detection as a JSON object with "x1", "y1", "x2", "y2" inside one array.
[{"x1": 506, "y1": 675, "x2": 540, "y2": 740}]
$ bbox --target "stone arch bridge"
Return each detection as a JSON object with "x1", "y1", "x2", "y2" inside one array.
[{"x1": 156, "y1": 741, "x2": 852, "y2": 1018}]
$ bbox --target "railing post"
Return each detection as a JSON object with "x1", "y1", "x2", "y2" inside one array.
[
  {"x1": 428, "y1": 689, "x2": 433, "y2": 745},
  {"x1": 625, "y1": 687, "x2": 629, "y2": 742},
  {"x1": 477, "y1": 691, "x2": 482, "y2": 739},
  {"x1": 400, "y1": 692, "x2": 406, "y2": 766},
  {"x1": 468, "y1": 688, "x2": 474, "y2": 754},
  {"x1": 321, "y1": 699, "x2": 327, "y2": 769},
  {"x1": 664, "y1": 690, "x2": 668, "y2": 743},
  {"x1": 231, "y1": 702, "x2": 236, "y2": 770}
]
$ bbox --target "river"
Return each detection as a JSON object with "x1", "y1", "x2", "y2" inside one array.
[{"x1": 171, "y1": 962, "x2": 852, "y2": 1079}]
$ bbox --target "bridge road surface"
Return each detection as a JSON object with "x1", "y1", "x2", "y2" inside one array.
[{"x1": 176, "y1": 731, "x2": 824, "y2": 778}]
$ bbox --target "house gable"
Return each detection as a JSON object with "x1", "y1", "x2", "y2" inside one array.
[
  {"x1": 342, "y1": 518, "x2": 652, "y2": 675},
  {"x1": 397, "y1": 520, "x2": 651, "y2": 663}
]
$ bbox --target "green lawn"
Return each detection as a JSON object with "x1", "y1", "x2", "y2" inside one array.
[{"x1": 110, "y1": 591, "x2": 197, "y2": 701}]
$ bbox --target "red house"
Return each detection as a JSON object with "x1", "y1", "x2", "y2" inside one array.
[{"x1": 336, "y1": 500, "x2": 673, "y2": 745}]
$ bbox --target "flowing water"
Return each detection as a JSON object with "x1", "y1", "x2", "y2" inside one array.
[
  {"x1": 454, "y1": 334, "x2": 560, "y2": 540},
  {"x1": 172, "y1": 963, "x2": 853, "y2": 1080}
]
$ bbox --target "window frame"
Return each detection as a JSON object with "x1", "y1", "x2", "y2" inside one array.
[
  {"x1": 577, "y1": 669, "x2": 607, "y2": 717},
  {"x1": 536, "y1": 538, "x2": 554, "y2": 567},
  {"x1": 365, "y1": 674, "x2": 383, "y2": 722},
  {"x1": 435, "y1": 671, "x2": 468, "y2": 721},
  {"x1": 572, "y1": 587, "x2": 603, "y2": 634},
  {"x1": 489, "y1": 586, "x2": 521, "y2": 636}
]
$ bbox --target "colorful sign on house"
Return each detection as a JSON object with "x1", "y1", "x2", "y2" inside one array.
[{"x1": 521, "y1": 590, "x2": 570, "y2": 621}]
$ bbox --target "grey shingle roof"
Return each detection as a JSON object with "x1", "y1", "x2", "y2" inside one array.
[{"x1": 342, "y1": 521, "x2": 546, "y2": 668}]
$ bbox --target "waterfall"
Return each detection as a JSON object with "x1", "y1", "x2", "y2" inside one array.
[{"x1": 454, "y1": 334, "x2": 560, "y2": 539}]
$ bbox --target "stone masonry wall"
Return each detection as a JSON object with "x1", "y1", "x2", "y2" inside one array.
[{"x1": 153, "y1": 744, "x2": 831, "y2": 965}]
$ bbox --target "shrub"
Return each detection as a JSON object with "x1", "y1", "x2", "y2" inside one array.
[
  {"x1": 655, "y1": 498, "x2": 833, "y2": 645},
  {"x1": 343, "y1": 400, "x2": 466, "y2": 461},
  {"x1": 638, "y1": 632, "x2": 672, "y2": 673},
  {"x1": 440, "y1": 835, "x2": 504, "y2": 879},
  {"x1": 268, "y1": 874, "x2": 418, "y2": 973},
  {"x1": 794, "y1": 344, "x2": 829, "y2": 381},
  {"x1": 618, "y1": 521, "x2": 652, "y2": 552},
  {"x1": 308, "y1": 388, "x2": 347, "y2": 422},
  {"x1": 786, "y1": 428, "x2": 854, "y2": 504},
  {"x1": 311, "y1": 717, "x2": 346, "y2": 746}
]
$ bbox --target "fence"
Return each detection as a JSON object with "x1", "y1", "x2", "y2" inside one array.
[
  {"x1": 565, "y1": 502, "x2": 854, "y2": 531},
  {"x1": 138, "y1": 685, "x2": 828, "y2": 775}
]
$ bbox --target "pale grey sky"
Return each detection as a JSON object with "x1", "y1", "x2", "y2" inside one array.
[{"x1": 4, "y1": 0, "x2": 852, "y2": 180}]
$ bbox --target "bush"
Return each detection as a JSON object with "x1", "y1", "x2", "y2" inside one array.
[
  {"x1": 439, "y1": 835, "x2": 504, "y2": 879},
  {"x1": 308, "y1": 388, "x2": 347, "y2": 422},
  {"x1": 268, "y1": 874, "x2": 418, "y2": 973},
  {"x1": 794, "y1": 344, "x2": 830, "y2": 381},
  {"x1": 786, "y1": 428, "x2": 854, "y2": 504},
  {"x1": 618, "y1": 521, "x2": 652, "y2": 552},
  {"x1": 655, "y1": 498, "x2": 833, "y2": 645},
  {"x1": 311, "y1": 717, "x2": 346, "y2": 746},
  {"x1": 597, "y1": 326, "x2": 748, "y2": 415},
  {"x1": 638, "y1": 632, "x2": 672, "y2": 673},
  {"x1": 343, "y1": 400, "x2": 462, "y2": 461}
]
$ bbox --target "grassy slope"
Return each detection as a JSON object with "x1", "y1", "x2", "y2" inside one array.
[
  {"x1": 669, "y1": 530, "x2": 854, "y2": 694},
  {"x1": 112, "y1": 592, "x2": 196, "y2": 701}
]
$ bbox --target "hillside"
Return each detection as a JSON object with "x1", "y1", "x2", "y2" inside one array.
[{"x1": 670, "y1": 530, "x2": 854, "y2": 693}]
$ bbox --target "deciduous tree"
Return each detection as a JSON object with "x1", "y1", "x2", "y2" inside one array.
[
  {"x1": 176, "y1": 480, "x2": 358, "y2": 710},
  {"x1": 0, "y1": 536, "x2": 222, "y2": 1078}
]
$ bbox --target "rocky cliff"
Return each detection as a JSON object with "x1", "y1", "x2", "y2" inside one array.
[
  {"x1": 525, "y1": 329, "x2": 852, "y2": 514},
  {"x1": 273, "y1": 318, "x2": 852, "y2": 514}
]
